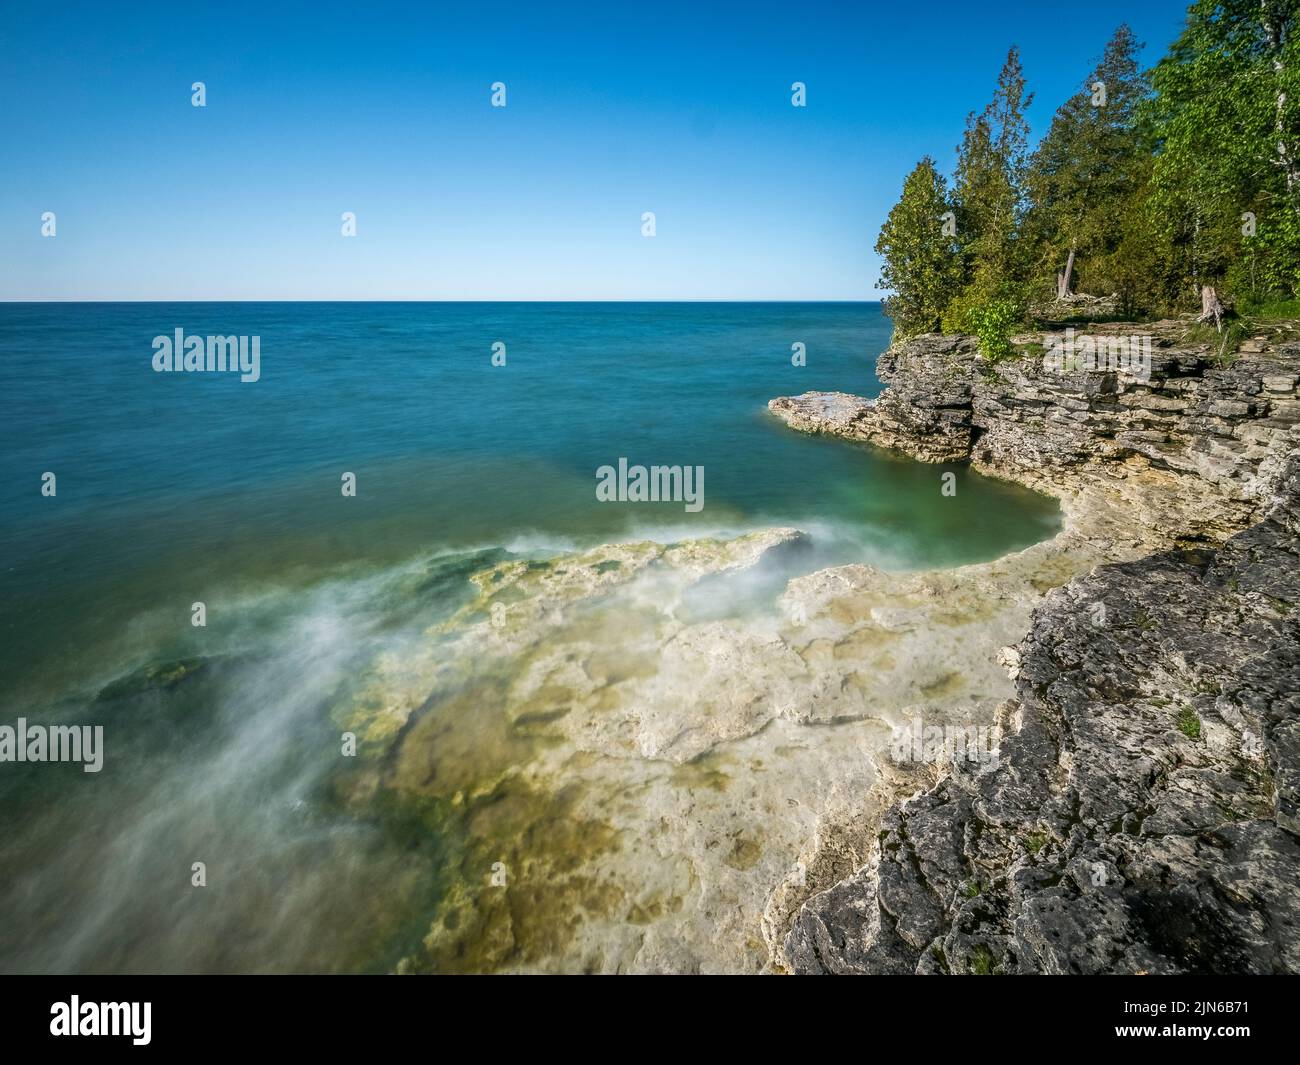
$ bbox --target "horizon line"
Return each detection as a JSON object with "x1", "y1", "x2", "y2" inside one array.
[{"x1": 1, "y1": 297, "x2": 885, "y2": 305}]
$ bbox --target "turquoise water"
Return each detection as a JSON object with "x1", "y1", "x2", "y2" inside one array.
[
  {"x1": 1, "y1": 302, "x2": 1056, "y2": 698},
  {"x1": 0, "y1": 302, "x2": 1059, "y2": 972}
]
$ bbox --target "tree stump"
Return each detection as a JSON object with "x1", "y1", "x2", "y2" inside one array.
[{"x1": 1197, "y1": 285, "x2": 1226, "y2": 332}]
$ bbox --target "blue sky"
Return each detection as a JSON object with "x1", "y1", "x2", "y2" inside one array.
[{"x1": 1, "y1": 0, "x2": 1190, "y2": 300}]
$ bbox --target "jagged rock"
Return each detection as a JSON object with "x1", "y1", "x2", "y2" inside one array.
[
  {"x1": 766, "y1": 392, "x2": 875, "y2": 439},
  {"x1": 770, "y1": 328, "x2": 1300, "y2": 543},
  {"x1": 784, "y1": 449, "x2": 1300, "y2": 974},
  {"x1": 776, "y1": 326, "x2": 1300, "y2": 975}
]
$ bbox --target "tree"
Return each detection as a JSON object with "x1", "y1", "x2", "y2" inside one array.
[
  {"x1": 876, "y1": 157, "x2": 962, "y2": 337},
  {"x1": 870, "y1": 6, "x2": 1299, "y2": 336},
  {"x1": 1027, "y1": 25, "x2": 1150, "y2": 299},
  {"x1": 945, "y1": 48, "x2": 1035, "y2": 329},
  {"x1": 1090, "y1": 156, "x2": 1182, "y2": 317},
  {"x1": 1145, "y1": 0, "x2": 1300, "y2": 306}
]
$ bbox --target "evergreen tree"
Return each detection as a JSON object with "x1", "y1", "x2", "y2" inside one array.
[
  {"x1": 875, "y1": 158, "x2": 962, "y2": 337},
  {"x1": 946, "y1": 47, "x2": 1034, "y2": 330},
  {"x1": 1027, "y1": 25, "x2": 1150, "y2": 299},
  {"x1": 872, "y1": 6, "x2": 1300, "y2": 337}
]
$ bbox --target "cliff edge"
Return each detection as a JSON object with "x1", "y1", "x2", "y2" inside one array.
[{"x1": 771, "y1": 325, "x2": 1300, "y2": 974}]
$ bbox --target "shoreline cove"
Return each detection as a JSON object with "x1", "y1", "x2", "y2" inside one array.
[
  {"x1": 6, "y1": 309, "x2": 1295, "y2": 975},
  {"x1": 4, "y1": 302, "x2": 1075, "y2": 976}
]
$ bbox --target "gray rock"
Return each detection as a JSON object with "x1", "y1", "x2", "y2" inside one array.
[
  {"x1": 776, "y1": 328, "x2": 1300, "y2": 975},
  {"x1": 767, "y1": 391, "x2": 875, "y2": 439},
  {"x1": 785, "y1": 448, "x2": 1300, "y2": 975},
  {"x1": 770, "y1": 329, "x2": 1300, "y2": 543}
]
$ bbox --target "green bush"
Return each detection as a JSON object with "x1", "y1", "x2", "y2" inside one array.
[{"x1": 964, "y1": 297, "x2": 1024, "y2": 362}]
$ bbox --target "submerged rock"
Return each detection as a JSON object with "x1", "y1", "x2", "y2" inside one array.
[{"x1": 96, "y1": 657, "x2": 212, "y2": 701}]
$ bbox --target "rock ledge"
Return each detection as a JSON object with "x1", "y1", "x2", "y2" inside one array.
[{"x1": 775, "y1": 328, "x2": 1300, "y2": 974}]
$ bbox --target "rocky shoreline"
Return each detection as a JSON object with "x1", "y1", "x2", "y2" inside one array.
[{"x1": 771, "y1": 325, "x2": 1300, "y2": 974}]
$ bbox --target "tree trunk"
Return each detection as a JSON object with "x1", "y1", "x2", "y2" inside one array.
[
  {"x1": 1056, "y1": 246, "x2": 1077, "y2": 299},
  {"x1": 1197, "y1": 285, "x2": 1227, "y2": 332},
  {"x1": 1191, "y1": 216, "x2": 1202, "y2": 293},
  {"x1": 1262, "y1": 2, "x2": 1299, "y2": 206}
]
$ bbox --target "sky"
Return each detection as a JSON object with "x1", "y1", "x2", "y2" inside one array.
[{"x1": 0, "y1": 0, "x2": 1192, "y2": 301}]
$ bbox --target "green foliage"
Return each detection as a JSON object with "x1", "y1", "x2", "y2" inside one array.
[
  {"x1": 951, "y1": 49, "x2": 1035, "y2": 305},
  {"x1": 1177, "y1": 705, "x2": 1203, "y2": 740},
  {"x1": 1143, "y1": 0, "x2": 1300, "y2": 305},
  {"x1": 1027, "y1": 25, "x2": 1150, "y2": 300},
  {"x1": 1228, "y1": 204, "x2": 1300, "y2": 305},
  {"x1": 1181, "y1": 318, "x2": 1248, "y2": 364},
  {"x1": 1091, "y1": 162, "x2": 1184, "y2": 317},
  {"x1": 874, "y1": 5, "x2": 1300, "y2": 335},
  {"x1": 875, "y1": 158, "x2": 963, "y2": 338},
  {"x1": 1243, "y1": 297, "x2": 1300, "y2": 319},
  {"x1": 969, "y1": 944, "x2": 998, "y2": 975},
  {"x1": 962, "y1": 296, "x2": 1025, "y2": 362}
]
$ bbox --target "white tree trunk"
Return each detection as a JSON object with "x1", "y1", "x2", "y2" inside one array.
[
  {"x1": 1197, "y1": 285, "x2": 1227, "y2": 332},
  {"x1": 1263, "y1": 2, "x2": 1299, "y2": 203},
  {"x1": 1056, "y1": 246, "x2": 1077, "y2": 299}
]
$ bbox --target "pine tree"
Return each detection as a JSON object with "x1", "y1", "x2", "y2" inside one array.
[
  {"x1": 1027, "y1": 25, "x2": 1150, "y2": 300},
  {"x1": 946, "y1": 47, "x2": 1034, "y2": 330},
  {"x1": 875, "y1": 157, "x2": 962, "y2": 337},
  {"x1": 871, "y1": 6, "x2": 1300, "y2": 338}
]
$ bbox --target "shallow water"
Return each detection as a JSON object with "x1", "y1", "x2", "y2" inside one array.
[{"x1": 0, "y1": 302, "x2": 1059, "y2": 972}]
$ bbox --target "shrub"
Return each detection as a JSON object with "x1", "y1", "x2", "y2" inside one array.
[{"x1": 964, "y1": 296, "x2": 1024, "y2": 362}]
